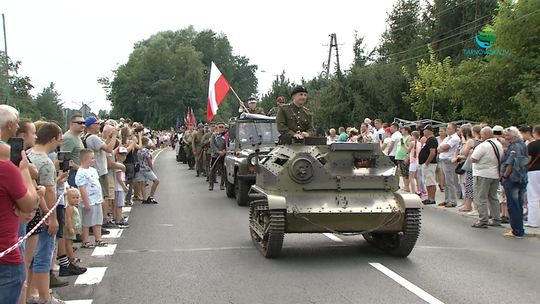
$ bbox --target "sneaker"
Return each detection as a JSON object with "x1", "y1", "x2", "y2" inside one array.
[
  {"x1": 117, "y1": 219, "x2": 129, "y2": 228},
  {"x1": 467, "y1": 210, "x2": 479, "y2": 216},
  {"x1": 49, "y1": 272, "x2": 68, "y2": 288},
  {"x1": 147, "y1": 197, "x2": 158, "y2": 204},
  {"x1": 141, "y1": 197, "x2": 152, "y2": 204},
  {"x1": 102, "y1": 221, "x2": 119, "y2": 229},
  {"x1": 44, "y1": 295, "x2": 66, "y2": 304},
  {"x1": 504, "y1": 231, "x2": 523, "y2": 239},
  {"x1": 125, "y1": 200, "x2": 134, "y2": 206},
  {"x1": 445, "y1": 202, "x2": 457, "y2": 208},
  {"x1": 437, "y1": 201, "x2": 447, "y2": 207},
  {"x1": 501, "y1": 216, "x2": 510, "y2": 224},
  {"x1": 422, "y1": 199, "x2": 435, "y2": 205},
  {"x1": 59, "y1": 263, "x2": 87, "y2": 277},
  {"x1": 524, "y1": 223, "x2": 539, "y2": 228}
]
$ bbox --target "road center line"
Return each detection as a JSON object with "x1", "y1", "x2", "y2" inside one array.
[
  {"x1": 64, "y1": 300, "x2": 93, "y2": 304},
  {"x1": 153, "y1": 148, "x2": 164, "y2": 162},
  {"x1": 122, "y1": 206, "x2": 132, "y2": 213},
  {"x1": 323, "y1": 233, "x2": 343, "y2": 242},
  {"x1": 369, "y1": 263, "x2": 445, "y2": 304}
]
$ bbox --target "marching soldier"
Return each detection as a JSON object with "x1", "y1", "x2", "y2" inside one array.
[
  {"x1": 209, "y1": 122, "x2": 227, "y2": 191},
  {"x1": 182, "y1": 125, "x2": 195, "y2": 169},
  {"x1": 276, "y1": 86, "x2": 314, "y2": 144},
  {"x1": 267, "y1": 95, "x2": 286, "y2": 116},
  {"x1": 192, "y1": 123, "x2": 205, "y2": 177},
  {"x1": 202, "y1": 122, "x2": 215, "y2": 180}
]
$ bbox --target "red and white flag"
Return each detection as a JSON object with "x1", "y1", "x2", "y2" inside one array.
[{"x1": 207, "y1": 62, "x2": 231, "y2": 121}]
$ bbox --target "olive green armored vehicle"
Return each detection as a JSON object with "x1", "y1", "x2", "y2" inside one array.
[
  {"x1": 224, "y1": 113, "x2": 279, "y2": 206},
  {"x1": 248, "y1": 138, "x2": 422, "y2": 258}
]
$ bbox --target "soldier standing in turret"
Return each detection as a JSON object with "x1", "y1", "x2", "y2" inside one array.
[
  {"x1": 276, "y1": 86, "x2": 314, "y2": 144},
  {"x1": 192, "y1": 123, "x2": 205, "y2": 177},
  {"x1": 267, "y1": 95, "x2": 286, "y2": 117}
]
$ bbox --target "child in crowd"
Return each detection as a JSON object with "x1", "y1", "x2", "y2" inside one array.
[
  {"x1": 114, "y1": 146, "x2": 129, "y2": 227},
  {"x1": 136, "y1": 137, "x2": 160, "y2": 204},
  {"x1": 76, "y1": 149, "x2": 108, "y2": 248},
  {"x1": 63, "y1": 188, "x2": 87, "y2": 272}
]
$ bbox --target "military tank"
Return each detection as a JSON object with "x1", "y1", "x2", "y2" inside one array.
[{"x1": 248, "y1": 138, "x2": 422, "y2": 258}]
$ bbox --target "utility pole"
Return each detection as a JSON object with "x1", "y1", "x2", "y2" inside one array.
[
  {"x1": 2, "y1": 14, "x2": 9, "y2": 105},
  {"x1": 325, "y1": 33, "x2": 341, "y2": 78}
]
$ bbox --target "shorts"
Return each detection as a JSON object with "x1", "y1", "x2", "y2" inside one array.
[
  {"x1": 409, "y1": 163, "x2": 419, "y2": 173},
  {"x1": 56, "y1": 206, "x2": 65, "y2": 239},
  {"x1": 82, "y1": 204, "x2": 104, "y2": 228},
  {"x1": 423, "y1": 163, "x2": 438, "y2": 186},
  {"x1": 99, "y1": 175, "x2": 110, "y2": 199},
  {"x1": 107, "y1": 175, "x2": 116, "y2": 200},
  {"x1": 30, "y1": 227, "x2": 56, "y2": 273},
  {"x1": 0, "y1": 263, "x2": 26, "y2": 304},
  {"x1": 63, "y1": 225, "x2": 81, "y2": 241},
  {"x1": 396, "y1": 160, "x2": 410, "y2": 177},
  {"x1": 135, "y1": 170, "x2": 158, "y2": 182},
  {"x1": 114, "y1": 191, "x2": 126, "y2": 208}
]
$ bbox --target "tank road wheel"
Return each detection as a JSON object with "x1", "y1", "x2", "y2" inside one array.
[
  {"x1": 225, "y1": 169, "x2": 235, "y2": 198},
  {"x1": 236, "y1": 177, "x2": 250, "y2": 206},
  {"x1": 362, "y1": 208, "x2": 421, "y2": 258},
  {"x1": 249, "y1": 199, "x2": 285, "y2": 258}
]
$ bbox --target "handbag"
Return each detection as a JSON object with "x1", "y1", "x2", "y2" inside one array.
[{"x1": 455, "y1": 160, "x2": 466, "y2": 175}]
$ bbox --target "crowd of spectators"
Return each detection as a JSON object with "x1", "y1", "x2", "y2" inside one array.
[
  {"x1": 0, "y1": 104, "x2": 162, "y2": 304},
  {"x1": 326, "y1": 118, "x2": 540, "y2": 238}
]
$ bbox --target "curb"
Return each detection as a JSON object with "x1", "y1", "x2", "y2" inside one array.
[{"x1": 423, "y1": 204, "x2": 540, "y2": 238}]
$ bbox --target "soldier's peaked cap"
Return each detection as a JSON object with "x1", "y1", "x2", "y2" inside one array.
[
  {"x1": 291, "y1": 86, "x2": 308, "y2": 96},
  {"x1": 197, "y1": 123, "x2": 204, "y2": 128}
]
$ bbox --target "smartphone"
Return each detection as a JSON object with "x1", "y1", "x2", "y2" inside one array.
[
  {"x1": 57, "y1": 151, "x2": 72, "y2": 172},
  {"x1": 379, "y1": 134, "x2": 383, "y2": 140},
  {"x1": 8, "y1": 137, "x2": 24, "y2": 166}
]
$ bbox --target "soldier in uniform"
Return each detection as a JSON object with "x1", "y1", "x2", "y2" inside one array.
[
  {"x1": 267, "y1": 95, "x2": 286, "y2": 117},
  {"x1": 202, "y1": 122, "x2": 215, "y2": 180},
  {"x1": 182, "y1": 125, "x2": 195, "y2": 169},
  {"x1": 245, "y1": 97, "x2": 265, "y2": 115},
  {"x1": 192, "y1": 123, "x2": 205, "y2": 177},
  {"x1": 276, "y1": 86, "x2": 314, "y2": 144},
  {"x1": 209, "y1": 122, "x2": 227, "y2": 191}
]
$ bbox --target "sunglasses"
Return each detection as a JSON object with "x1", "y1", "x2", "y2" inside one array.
[{"x1": 72, "y1": 121, "x2": 85, "y2": 125}]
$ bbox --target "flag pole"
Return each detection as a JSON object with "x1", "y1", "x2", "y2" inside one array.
[{"x1": 229, "y1": 86, "x2": 249, "y2": 112}]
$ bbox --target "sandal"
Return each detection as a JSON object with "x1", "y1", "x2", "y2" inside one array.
[
  {"x1": 95, "y1": 240, "x2": 108, "y2": 247},
  {"x1": 458, "y1": 207, "x2": 472, "y2": 212},
  {"x1": 471, "y1": 221, "x2": 488, "y2": 229},
  {"x1": 81, "y1": 242, "x2": 95, "y2": 249}
]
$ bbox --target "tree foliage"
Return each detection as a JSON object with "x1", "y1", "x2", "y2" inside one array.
[{"x1": 108, "y1": 27, "x2": 258, "y2": 129}]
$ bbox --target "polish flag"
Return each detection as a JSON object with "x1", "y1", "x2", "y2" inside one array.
[{"x1": 207, "y1": 62, "x2": 231, "y2": 121}]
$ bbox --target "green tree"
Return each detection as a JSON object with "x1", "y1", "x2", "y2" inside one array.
[
  {"x1": 0, "y1": 52, "x2": 40, "y2": 119},
  {"x1": 35, "y1": 83, "x2": 64, "y2": 123}
]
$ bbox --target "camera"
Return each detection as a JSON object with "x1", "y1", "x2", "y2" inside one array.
[{"x1": 57, "y1": 151, "x2": 72, "y2": 172}]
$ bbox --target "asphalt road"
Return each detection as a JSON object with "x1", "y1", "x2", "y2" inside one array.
[{"x1": 58, "y1": 149, "x2": 540, "y2": 304}]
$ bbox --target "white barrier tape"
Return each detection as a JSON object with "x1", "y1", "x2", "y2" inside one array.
[{"x1": 0, "y1": 189, "x2": 66, "y2": 259}]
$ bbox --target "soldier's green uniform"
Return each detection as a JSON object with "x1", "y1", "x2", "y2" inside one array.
[
  {"x1": 192, "y1": 127, "x2": 205, "y2": 176},
  {"x1": 247, "y1": 107, "x2": 265, "y2": 115},
  {"x1": 183, "y1": 129, "x2": 195, "y2": 169},
  {"x1": 276, "y1": 103, "x2": 314, "y2": 144},
  {"x1": 201, "y1": 130, "x2": 213, "y2": 178}
]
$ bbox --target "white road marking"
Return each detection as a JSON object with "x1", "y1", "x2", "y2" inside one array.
[
  {"x1": 102, "y1": 228, "x2": 123, "y2": 239},
  {"x1": 64, "y1": 300, "x2": 93, "y2": 304},
  {"x1": 91, "y1": 244, "x2": 117, "y2": 257},
  {"x1": 323, "y1": 233, "x2": 343, "y2": 242},
  {"x1": 153, "y1": 148, "x2": 164, "y2": 162},
  {"x1": 370, "y1": 263, "x2": 445, "y2": 304},
  {"x1": 75, "y1": 267, "x2": 107, "y2": 286},
  {"x1": 122, "y1": 206, "x2": 132, "y2": 213}
]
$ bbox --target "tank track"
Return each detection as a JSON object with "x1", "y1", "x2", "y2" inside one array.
[
  {"x1": 363, "y1": 208, "x2": 421, "y2": 257},
  {"x1": 249, "y1": 200, "x2": 286, "y2": 258}
]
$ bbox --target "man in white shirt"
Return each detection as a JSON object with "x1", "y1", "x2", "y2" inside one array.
[
  {"x1": 372, "y1": 119, "x2": 385, "y2": 143},
  {"x1": 471, "y1": 127, "x2": 503, "y2": 228},
  {"x1": 436, "y1": 123, "x2": 461, "y2": 207},
  {"x1": 387, "y1": 122, "x2": 402, "y2": 165}
]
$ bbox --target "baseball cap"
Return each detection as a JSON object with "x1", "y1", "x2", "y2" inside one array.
[
  {"x1": 116, "y1": 146, "x2": 128, "y2": 154},
  {"x1": 247, "y1": 97, "x2": 257, "y2": 104},
  {"x1": 493, "y1": 125, "x2": 504, "y2": 132},
  {"x1": 384, "y1": 127, "x2": 392, "y2": 133},
  {"x1": 85, "y1": 116, "x2": 103, "y2": 127}
]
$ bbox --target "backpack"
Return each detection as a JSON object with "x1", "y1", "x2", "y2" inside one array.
[{"x1": 82, "y1": 133, "x2": 92, "y2": 149}]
